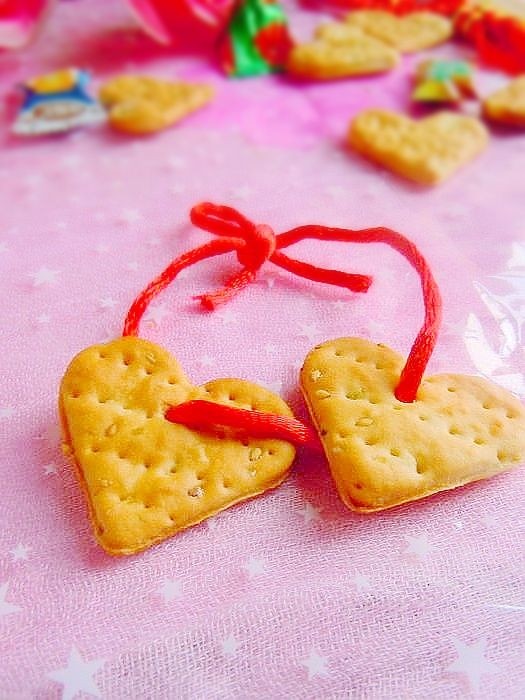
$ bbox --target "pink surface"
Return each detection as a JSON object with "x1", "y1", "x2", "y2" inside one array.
[{"x1": 1, "y1": 2, "x2": 525, "y2": 699}]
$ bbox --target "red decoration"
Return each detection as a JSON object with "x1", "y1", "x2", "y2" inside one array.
[{"x1": 254, "y1": 22, "x2": 294, "y2": 66}]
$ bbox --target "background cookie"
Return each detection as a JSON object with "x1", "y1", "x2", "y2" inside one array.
[{"x1": 482, "y1": 76, "x2": 525, "y2": 127}]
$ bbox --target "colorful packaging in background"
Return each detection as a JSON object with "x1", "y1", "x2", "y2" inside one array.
[
  {"x1": 298, "y1": 0, "x2": 464, "y2": 16},
  {"x1": 412, "y1": 59, "x2": 477, "y2": 103},
  {"x1": 218, "y1": 0, "x2": 294, "y2": 77},
  {"x1": 0, "y1": 0, "x2": 53, "y2": 50},
  {"x1": 12, "y1": 68, "x2": 106, "y2": 136},
  {"x1": 455, "y1": 1, "x2": 525, "y2": 74}
]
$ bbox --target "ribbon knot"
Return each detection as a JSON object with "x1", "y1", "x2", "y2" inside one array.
[{"x1": 236, "y1": 223, "x2": 276, "y2": 270}]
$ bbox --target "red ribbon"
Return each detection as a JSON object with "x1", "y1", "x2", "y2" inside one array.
[{"x1": 123, "y1": 202, "x2": 442, "y2": 446}]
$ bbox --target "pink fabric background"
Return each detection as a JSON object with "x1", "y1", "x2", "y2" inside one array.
[{"x1": 1, "y1": 2, "x2": 525, "y2": 698}]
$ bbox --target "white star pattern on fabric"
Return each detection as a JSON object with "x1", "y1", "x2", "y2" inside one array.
[
  {"x1": 44, "y1": 462, "x2": 58, "y2": 475},
  {"x1": 118, "y1": 209, "x2": 142, "y2": 225},
  {"x1": 300, "y1": 502, "x2": 322, "y2": 524},
  {"x1": 229, "y1": 185, "x2": 253, "y2": 200},
  {"x1": 264, "y1": 344, "x2": 279, "y2": 355},
  {"x1": 144, "y1": 303, "x2": 172, "y2": 327},
  {"x1": 508, "y1": 242, "x2": 525, "y2": 269},
  {"x1": 261, "y1": 380, "x2": 283, "y2": 394},
  {"x1": 60, "y1": 154, "x2": 83, "y2": 169},
  {"x1": 11, "y1": 544, "x2": 31, "y2": 561},
  {"x1": 30, "y1": 267, "x2": 59, "y2": 287},
  {"x1": 353, "y1": 573, "x2": 371, "y2": 591},
  {"x1": 331, "y1": 300, "x2": 348, "y2": 310},
  {"x1": 404, "y1": 533, "x2": 434, "y2": 558},
  {"x1": 170, "y1": 183, "x2": 186, "y2": 195},
  {"x1": 244, "y1": 557, "x2": 265, "y2": 578},
  {"x1": 126, "y1": 261, "x2": 139, "y2": 271},
  {"x1": 36, "y1": 314, "x2": 51, "y2": 324},
  {"x1": 298, "y1": 323, "x2": 321, "y2": 342},
  {"x1": 300, "y1": 650, "x2": 329, "y2": 680},
  {"x1": 216, "y1": 309, "x2": 238, "y2": 325},
  {"x1": 490, "y1": 604, "x2": 525, "y2": 611},
  {"x1": 160, "y1": 579, "x2": 182, "y2": 601},
  {"x1": 166, "y1": 156, "x2": 186, "y2": 170},
  {"x1": 221, "y1": 634, "x2": 241, "y2": 657},
  {"x1": 0, "y1": 407, "x2": 14, "y2": 418},
  {"x1": 199, "y1": 354, "x2": 216, "y2": 367},
  {"x1": 148, "y1": 237, "x2": 161, "y2": 247},
  {"x1": 482, "y1": 514, "x2": 498, "y2": 527},
  {"x1": 54, "y1": 221, "x2": 67, "y2": 230},
  {"x1": 48, "y1": 646, "x2": 105, "y2": 700},
  {"x1": 0, "y1": 241, "x2": 8, "y2": 254},
  {"x1": 94, "y1": 244, "x2": 110, "y2": 254},
  {"x1": 324, "y1": 184, "x2": 346, "y2": 199},
  {"x1": 0, "y1": 583, "x2": 21, "y2": 618},
  {"x1": 99, "y1": 298, "x2": 118, "y2": 310},
  {"x1": 447, "y1": 639, "x2": 498, "y2": 693},
  {"x1": 206, "y1": 517, "x2": 218, "y2": 530}
]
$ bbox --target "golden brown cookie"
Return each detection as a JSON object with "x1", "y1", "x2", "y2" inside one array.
[
  {"x1": 286, "y1": 31, "x2": 399, "y2": 80},
  {"x1": 345, "y1": 10, "x2": 453, "y2": 53},
  {"x1": 99, "y1": 75, "x2": 214, "y2": 134},
  {"x1": 301, "y1": 338, "x2": 525, "y2": 512},
  {"x1": 482, "y1": 76, "x2": 525, "y2": 127},
  {"x1": 59, "y1": 337, "x2": 295, "y2": 555},
  {"x1": 348, "y1": 109, "x2": 489, "y2": 185}
]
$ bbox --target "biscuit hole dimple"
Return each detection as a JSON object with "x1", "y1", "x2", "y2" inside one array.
[
  {"x1": 390, "y1": 448, "x2": 401, "y2": 457},
  {"x1": 419, "y1": 415, "x2": 428, "y2": 421},
  {"x1": 449, "y1": 426, "x2": 460, "y2": 435},
  {"x1": 320, "y1": 429, "x2": 328, "y2": 436},
  {"x1": 145, "y1": 409, "x2": 155, "y2": 419},
  {"x1": 482, "y1": 401, "x2": 491, "y2": 409},
  {"x1": 447, "y1": 386, "x2": 456, "y2": 393},
  {"x1": 117, "y1": 450, "x2": 129, "y2": 460},
  {"x1": 364, "y1": 438, "x2": 378, "y2": 447},
  {"x1": 368, "y1": 397, "x2": 379, "y2": 405},
  {"x1": 123, "y1": 355, "x2": 133, "y2": 366},
  {"x1": 241, "y1": 439, "x2": 250, "y2": 447},
  {"x1": 416, "y1": 462, "x2": 425, "y2": 475},
  {"x1": 145, "y1": 367, "x2": 153, "y2": 376},
  {"x1": 355, "y1": 357, "x2": 364, "y2": 363},
  {"x1": 170, "y1": 465, "x2": 177, "y2": 474},
  {"x1": 144, "y1": 460, "x2": 152, "y2": 469},
  {"x1": 393, "y1": 405, "x2": 403, "y2": 411},
  {"x1": 506, "y1": 410, "x2": 516, "y2": 419},
  {"x1": 71, "y1": 390, "x2": 81, "y2": 399},
  {"x1": 474, "y1": 437, "x2": 485, "y2": 445},
  {"x1": 354, "y1": 483, "x2": 363, "y2": 490},
  {"x1": 268, "y1": 449, "x2": 275, "y2": 456},
  {"x1": 375, "y1": 363, "x2": 385, "y2": 370},
  {"x1": 222, "y1": 478, "x2": 232, "y2": 489},
  {"x1": 99, "y1": 352, "x2": 107, "y2": 360},
  {"x1": 334, "y1": 350, "x2": 343, "y2": 357},
  {"x1": 167, "y1": 377, "x2": 177, "y2": 386}
]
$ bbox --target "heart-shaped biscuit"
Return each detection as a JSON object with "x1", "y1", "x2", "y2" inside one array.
[
  {"x1": 99, "y1": 75, "x2": 214, "y2": 134},
  {"x1": 348, "y1": 109, "x2": 489, "y2": 184},
  {"x1": 59, "y1": 337, "x2": 295, "y2": 555},
  {"x1": 301, "y1": 338, "x2": 525, "y2": 512},
  {"x1": 482, "y1": 76, "x2": 525, "y2": 127},
  {"x1": 345, "y1": 10, "x2": 453, "y2": 53},
  {"x1": 286, "y1": 28, "x2": 399, "y2": 80}
]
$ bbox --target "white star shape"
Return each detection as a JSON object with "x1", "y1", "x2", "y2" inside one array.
[
  {"x1": 199, "y1": 354, "x2": 216, "y2": 367},
  {"x1": 170, "y1": 183, "x2": 186, "y2": 195},
  {"x1": 229, "y1": 185, "x2": 253, "y2": 200},
  {"x1": 243, "y1": 557, "x2": 265, "y2": 578},
  {"x1": 0, "y1": 583, "x2": 20, "y2": 618},
  {"x1": 93, "y1": 212, "x2": 106, "y2": 223},
  {"x1": 94, "y1": 244, "x2": 110, "y2": 254},
  {"x1": 126, "y1": 261, "x2": 139, "y2": 271},
  {"x1": 221, "y1": 634, "x2": 241, "y2": 657},
  {"x1": 118, "y1": 208, "x2": 142, "y2": 225},
  {"x1": 165, "y1": 156, "x2": 186, "y2": 170},
  {"x1": 264, "y1": 344, "x2": 279, "y2": 355},
  {"x1": 43, "y1": 462, "x2": 58, "y2": 475},
  {"x1": 332, "y1": 300, "x2": 348, "y2": 310},
  {"x1": 148, "y1": 237, "x2": 161, "y2": 246},
  {"x1": 99, "y1": 298, "x2": 118, "y2": 310},
  {"x1": 216, "y1": 309, "x2": 238, "y2": 325},
  {"x1": 206, "y1": 517, "x2": 218, "y2": 530},
  {"x1": 324, "y1": 184, "x2": 346, "y2": 198},
  {"x1": 0, "y1": 407, "x2": 14, "y2": 418},
  {"x1": 48, "y1": 646, "x2": 105, "y2": 700},
  {"x1": 300, "y1": 502, "x2": 322, "y2": 524},
  {"x1": 404, "y1": 533, "x2": 434, "y2": 559},
  {"x1": 0, "y1": 241, "x2": 8, "y2": 254},
  {"x1": 144, "y1": 303, "x2": 171, "y2": 327},
  {"x1": 29, "y1": 267, "x2": 59, "y2": 287},
  {"x1": 298, "y1": 322, "x2": 321, "y2": 343},
  {"x1": 160, "y1": 579, "x2": 182, "y2": 601},
  {"x1": 447, "y1": 639, "x2": 498, "y2": 693},
  {"x1": 11, "y1": 544, "x2": 31, "y2": 561},
  {"x1": 60, "y1": 154, "x2": 83, "y2": 169},
  {"x1": 24, "y1": 174, "x2": 43, "y2": 188},
  {"x1": 36, "y1": 314, "x2": 51, "y2": 324},
  {"x1": 300, "y1": 650, "x2": 329, "y2": 680},
  {"x1": 54, "y1": 221, "x2": 67, "y2": 230},
  {"x1": 490, "y1": 603, "x2": 525, "y2": 611},
  {"x1": 482, "y1": 514, "x2": 498, "y2": 527},
  {"x1": 265, "y1": 276, "x2": 276, "y2": 289},
  {"x1": 352, "y1": 573, "x2": 371, "y2": 591}
]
